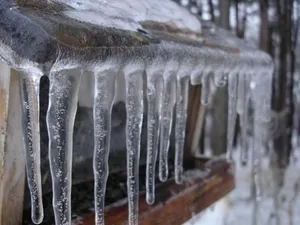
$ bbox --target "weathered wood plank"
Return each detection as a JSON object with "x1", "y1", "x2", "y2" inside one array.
[
  {"x1": 76, "y1": 159, "x2": 234, "y2": 225},
  {"x1": 185, "y1": 85, "x2": 203, "y2": 158},
  {"x1": 0, "y1": 63, "x2": 25, "y2": 225}
]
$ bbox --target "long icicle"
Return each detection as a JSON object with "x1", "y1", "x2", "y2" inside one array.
[
  {"x1": 19, "y1": 73, "x2": 43, "y2": 224},
  {"x1": 93, "y1": 71, "x2": 115, "y2": 225},
  {"x1": 175, "y1": 77, "x2": 189, "y2": 184},
  {"x1": 47, "y1": 70, "x2": 81, "y2": 225},
  {"x1": 125, "y1": 71, "x2": 144, "y2": 225},
  {"x1": 146, "y1": 75, "x2": 163, "y2": 204},
  {"x1": 252, "y1": 72, "x2": 273, "y2": 201},
  {"x1": 240, "y1": 97, "x2": 250, "y2": 166},
  {"x1": 159, "y1": 75, "x2": 176, "y2": 182},
  {"x1": 201, "y1": 72, "x2": 211, "y2": 105},
  {"x1": 237, "y1": 72, "x2": 246, "y2": 114},
  {"x1": 226, "y1": 73, "x2": 238, "y2": 160}
]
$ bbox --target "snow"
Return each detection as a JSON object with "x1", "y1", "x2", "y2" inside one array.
[
  {"x1": 184, "y1": 148, "x2": 300, "y2": 225},
  {"x1": 58, "y1": 0, "x2": 201, "y2": 32}
]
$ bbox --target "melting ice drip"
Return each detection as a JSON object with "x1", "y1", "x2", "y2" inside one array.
[{"x1": 17, "y1": 51, "x2": 273, "y2": 225}]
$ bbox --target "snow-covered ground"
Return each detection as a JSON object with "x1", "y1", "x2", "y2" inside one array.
[{"x1": 184, "y1": 147, "x2": 300, "y2": 225}]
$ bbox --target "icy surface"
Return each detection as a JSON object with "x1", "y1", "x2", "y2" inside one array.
[
  {"x1": 93, "y1": 71, "x2": 116, "y2": 225},
  {"x1": 47, "y1": 70, "x2": 82, "y2": 225},
  {"x1": 19, "y1": 73, "x2": 43, "y2": 224}
]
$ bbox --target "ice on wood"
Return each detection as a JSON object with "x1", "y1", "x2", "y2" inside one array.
[{"x1": 0, "y1": 0, "x2": 275, "y2": 225}]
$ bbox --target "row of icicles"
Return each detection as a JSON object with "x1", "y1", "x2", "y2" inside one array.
[{"x1": 18, "y1": 66, "x2": 271, "y2": 225}]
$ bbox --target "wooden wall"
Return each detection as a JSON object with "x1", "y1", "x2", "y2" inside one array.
[{"x1": 0, "y1": 62, "x2": 25, "y2": 225}]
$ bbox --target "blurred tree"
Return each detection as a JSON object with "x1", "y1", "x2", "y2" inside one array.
[
  {"x1": 259, "y1": 0, "x2": 269, "y2": 51},
  {"x1": 208, "y1": 0, "x2": 216, "y2": 22},
  {"x1": 219, "y1": 0, "x2": 231, "y2": 29}
]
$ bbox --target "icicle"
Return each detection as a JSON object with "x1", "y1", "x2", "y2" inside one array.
[
  {"x1": 239, "y1": 110, "x2": 249, "y2": 166},
  {"x1": 159, "y1": 75, "x2": 176, "y2": 182},
  {"x1": 125, "y1": 71, "x2": 144, "y2": 225},
  {"x1": 251, "y1": 71, "x2": 273, "y2": 200},
  {"x1": 146, "y1": 75, "x2": 163, "y2": 205},
  {"x1": 175, "y1": 77, "x2": 189, "y2": 184},
  {"x1": 237, "y1": 73, "x2": 246, "y2": 114},
  {"x1": 47, "y1": 70, "x2": 82, "y2": 225},
  {"x1": 214, "y1": 72, "x2": 227, "y2": 87},
  {"x1": 93, "y1": 71, "x2": 115, "y2": 225},
  {"x1": 239, "y1": 76, "x2": 251, "y2": 166},
  {"x1": 190, "y1": 71, "x2": 202, "y2": 85},
  {"x1": 253, "y1": 122, "x2": 263, "y2": 200},
  {"x1": 19, "y1": 73, "x2": 43, "y2": 224},
  {"x1": 201, "y1": 72, "x2": 211, "y2": 105},
  {"x1": 226, "y1": 73, "x2": 238, "y2": 160}
]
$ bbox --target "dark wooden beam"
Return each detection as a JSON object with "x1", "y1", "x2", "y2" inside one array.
[{"x1": 76, "y1": 159, "x2": 234, "y2": 225}]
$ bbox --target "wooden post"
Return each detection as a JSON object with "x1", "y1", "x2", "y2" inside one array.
[{"x1": 0, "y1": 62, "x2": 25, "y2": 225}]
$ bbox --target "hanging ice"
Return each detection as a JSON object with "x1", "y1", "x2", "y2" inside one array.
[
  {"x1": 19, "y1": 73, "x2": 43, "y2": 224},
  {"x1": 226, "y1": 73, "x2": 238, "y2": 160},
  {"x1": 47, "y1": 70, "x2": 82, "y2": 225},
  {"x1": 175, "y1": 77, "x2": 189, "y2": 184},
  {"x1": 125, "y1": 70, "x2": 144, "y2": 225},
  {"x1": 237, "y1": 73, "x2": 246, "y2": 115},
  {"x1": 159, "y1": 75, "x2": 176, "y2": 182},
  {"x1": 240, "y1": 95, "x2": 250, "y2": 165},
  {"x1": 251, "y1": 71, "x2": 273, "y2": 199},
  {"x1": 201, "y1": 72, "x2": 211, "y2": 105},
  {"x1": 146, "y1": 75, "x2": 163, "y2": 204},
  {"x1": 214, "y1": 72, "x2": 227, "y2": 87},
  {"x1": 93, "y1": 71, "x2": 116, "y2": 225}
]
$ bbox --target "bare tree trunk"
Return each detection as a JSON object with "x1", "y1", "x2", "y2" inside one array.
[
  {"x1": 259, "y1": 0, "x2": 269, "y2": 52},
  {"x1": 286, "y1": 0, "x2": 295, "y2": 165},
  {"x1": 219, "y1": 0, "x2": 230, "y2": 29},
  {"x1": 235, "y1": 0, "x2": 239, "y2": 36},
  {"x1": 273, "y1": 0, "x2": 294, "y2": 167},
  {"x1": 235, "y1": 0, "x2": 247, "y2": 38},
  {"x1": 208, "y1": 0, "x2": 215, "y2": 22}
]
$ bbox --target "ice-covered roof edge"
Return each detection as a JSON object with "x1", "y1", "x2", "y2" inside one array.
[{"x1": 0, "y1": 0, "x2": 274, "y2": 75}]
